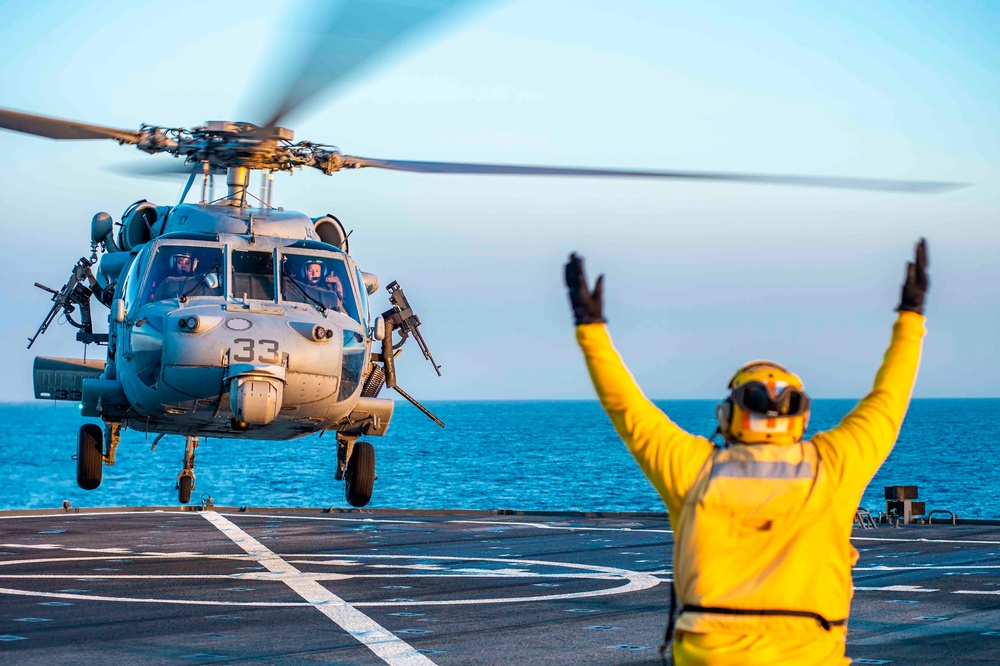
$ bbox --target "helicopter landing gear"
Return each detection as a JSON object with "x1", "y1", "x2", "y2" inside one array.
[
  {"x1": 76, "y1": 424, "x2": 103, "y2": 490},
  {"x1": 178, "y1": 475, "x2": 193, "y2": 505},
  {"x1": 176, "y1": 436, "x2": 198, "y2": 504},
  {"x1": 104, "y1": 421, "x2": 121, "y2": 466},
  {"x1": 335, "y1": 436, "x2": 355, "y2": 482},
  {"x1": 337, "y1": 435, "x2": 376, "y2": 507},
  {"x1": 345, "y1": 441, "x2": 376, "y2": 508}
]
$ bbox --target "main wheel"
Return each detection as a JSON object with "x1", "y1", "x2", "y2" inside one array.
[
  {"x1": 345, "y1": 441, "x2": 375, "y2": 508},
  {"x1": 178, "y1": 476, "x2": 193, "y2": 504},
  {"x1": 76, "y1": 424, "x2": 104, "y2": 490}
]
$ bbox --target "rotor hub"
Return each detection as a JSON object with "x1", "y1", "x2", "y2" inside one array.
[{"x1": 132, "y1": 121, "x2": 344, "y2": 175}]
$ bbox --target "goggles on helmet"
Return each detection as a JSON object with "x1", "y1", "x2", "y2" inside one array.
[{"x1": 731, "y1": 381, "x2": 810, "y2": 418}]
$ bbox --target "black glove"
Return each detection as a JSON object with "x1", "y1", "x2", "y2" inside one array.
[
  {"x1": 897, "y1": 237, "x2": 929, "y2": 315},
  {"x1": 564, "y1": 253, "x2": 606, "y2": 325}
]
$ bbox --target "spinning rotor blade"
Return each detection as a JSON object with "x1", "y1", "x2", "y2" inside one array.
[
  {"x1": 0, "y1": 107, "x2": 139, "y2": 143},
  {"x1": 254, "y1": 0, "x2": 473, "y2": 129},
  {"x1": 105, "y1": 160, "x2": 225, "y2": 179},
  {"x1": 342, "y1": 156, "x2": 965, "y2": 193}
]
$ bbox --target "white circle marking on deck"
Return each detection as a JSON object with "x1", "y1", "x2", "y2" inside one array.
[
  {"x1": 0, "y1": 510, "x2": 662, "y2": 615},
  {"x1": 0, "y1": 551, "x2": 660, "y2": 606}
]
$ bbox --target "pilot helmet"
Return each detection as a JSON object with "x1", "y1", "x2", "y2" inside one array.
[
  {"x1": 170, "y1": 250, "x2": 197, "y2": 272},
  {"x1": 716, "y1": 360, "x2": 811, "y2": 445},
  {"x1": 300, "y1": 259, "x2": 327, "y2": 279}
]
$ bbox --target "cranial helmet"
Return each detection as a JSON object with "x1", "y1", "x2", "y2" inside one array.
[
  {"x1": 716, "y1": 360, "x2": 811, "y2": 445},
  {"x1": 170, "y1": 250, "x2": 197, "y2": 272},
  {"x1": 300, "y1": 259, "x2": 326, "y2": 279}
]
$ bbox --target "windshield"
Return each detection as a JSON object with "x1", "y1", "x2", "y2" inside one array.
[
  {"x1": 280, "y1": 252, "x2": 361, "y2": 323},
  {"x1": 231, "y1": 250, "x2": 276, "y2": 301},
  {"x1": 143, "y1": 245, "x2": 223, "y2": 305},
  {"x1": 355, "y1": 267, "x2": 371, "y2": 325}
]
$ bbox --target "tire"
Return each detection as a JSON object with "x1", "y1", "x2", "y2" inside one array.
[
  {"x1": 345, "y1": 441, "x2": 375, "y2": 508},
  {"x1": 76, "y1": 424, "x2": 104, "y2": 490},
  {"x1": 178, "y1": 476, "x2": 193, "y2": 504}
]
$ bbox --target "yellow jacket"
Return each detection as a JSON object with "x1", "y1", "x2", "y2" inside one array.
[{"x1": 576, "y1": 311, "x2": 925, "y2": 663}]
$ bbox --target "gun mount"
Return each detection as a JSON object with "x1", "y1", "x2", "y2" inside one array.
[
  {"x1": 374, "y1": 281, "x2": 444, "y2": 428},
  {"x1": 29, "y1": 258, "x2": 108, "y2": 349}
]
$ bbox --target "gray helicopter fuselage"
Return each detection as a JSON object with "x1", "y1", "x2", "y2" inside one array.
[
  {"x1": 162, "y1": 204, "x2": 320, "y2": 240},
  {"x1": 81, "y1": 205, "x2": 392, "y2": 441}
]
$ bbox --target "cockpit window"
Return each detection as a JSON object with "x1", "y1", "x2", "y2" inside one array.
[
  {"x1": 355, "y1": 267, "x2": 371, "y2": 325},
  {"x1": 143, "y1": 245, "x2": 223, "y2": 305},
  {"x1": 122, "y1": 249, "x2": 146, "y2": 312},
  {"x1": 280, "y1": 253, "x2": 361, "y2": 323},
  {"x1": 231, "y1": 250, "x2": 276, "y2": 301}
]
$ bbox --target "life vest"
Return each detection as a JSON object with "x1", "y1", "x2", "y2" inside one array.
[{"x1": 673, "y1": 439, "x2": 855, "y2": 637}]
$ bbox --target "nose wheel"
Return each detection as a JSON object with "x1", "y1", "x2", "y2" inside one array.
[{"x1": 176, "y1": 436, "x2": 198, "y2": 504}]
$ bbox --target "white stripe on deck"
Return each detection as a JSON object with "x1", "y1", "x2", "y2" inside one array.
[
  {"x1": 201, "y1": 511, "x2": 434, "y2": 666},
  {"x1": 852, "y1": 536, "x2": 1000, "y2": 545},
  {"x1": 449, "y1": 519, "x2": 673, "y2": 534}
]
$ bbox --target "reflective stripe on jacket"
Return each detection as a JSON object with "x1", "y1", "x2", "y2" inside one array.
[{"x1": 575, "y1": 311, "x2": 925, "y2": 645}]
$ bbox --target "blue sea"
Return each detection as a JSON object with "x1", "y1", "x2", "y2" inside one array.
[{"x1": 2, "y1": 399, "x2": 997, "y2": 518}]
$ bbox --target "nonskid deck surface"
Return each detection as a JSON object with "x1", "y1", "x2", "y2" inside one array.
[{"x1": 1, "y1": 508, "x2": 1000, "y2": 665}]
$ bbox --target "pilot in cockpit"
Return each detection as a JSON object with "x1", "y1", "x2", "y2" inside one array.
[
  {"x1": 287, "y1": 258, "x2": 347, "y2": 313},
  {"x1": 152, "y1": 249, "x2": 221, "y2": 301}
]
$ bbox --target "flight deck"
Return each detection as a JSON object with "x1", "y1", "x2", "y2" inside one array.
[{"x1": 1, "y1": 507, "x2": 999, "y2": 664}]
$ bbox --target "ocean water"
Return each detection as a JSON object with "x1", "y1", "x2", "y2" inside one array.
[{"x1": 2, "y1": 399, "x2": 997, "y2": 518}]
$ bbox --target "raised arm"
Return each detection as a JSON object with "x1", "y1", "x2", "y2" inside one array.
[
  {"x1": 812, "y1": 239, "x2": 929, "y2": 502},
  {"x1": 566, "y1": 254, "x2": 714, "y2": 518}
]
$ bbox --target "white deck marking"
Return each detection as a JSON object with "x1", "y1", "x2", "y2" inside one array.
[
  {"x1": 200, "y1": 512, "x2": 434, "y2": 666},
  {"x1": 448, "y1": 519, "x2": 673, "y2": 534},
  {"x1": 236, "y1": 514, "x2": 428, "y2": 525},
  {"x1": 856, "y1": 565, "x2": 1000, "y2": 571},
  {"x1": 0, "y1": 587, "x2": 305, "y2": 606},
  {"x1": 0, "y1": 546, "x2": 660, "y2": 608},
  {"x1": 852, "y1": 536, "x2": 1000, "y2": 545},
  {"x1": 1, "y1": 543, "x2": 200, "y2": 556},
  {"x1": 853, "y1": 585, "x2": 939, "y2": 592}
]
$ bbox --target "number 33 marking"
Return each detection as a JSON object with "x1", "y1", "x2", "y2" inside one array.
[{"x1": 232, "y1": 338, "x2": 280, "y2": 364}]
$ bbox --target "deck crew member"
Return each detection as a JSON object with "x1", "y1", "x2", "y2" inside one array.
[{"x1": 564, "y1": 240, "x2": 928, "y2": 665}]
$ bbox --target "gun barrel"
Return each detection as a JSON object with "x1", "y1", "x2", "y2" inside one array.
[
  {"x1": 27, "y1": 305, "x2": 60, "y2": 349},
  {"x1": 411, "y1": 329, "x2": 442, "y2": 376}
]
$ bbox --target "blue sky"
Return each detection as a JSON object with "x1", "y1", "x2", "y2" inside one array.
[{"x1": 0, "y1": 0, "x2": 996, "y2": 401}]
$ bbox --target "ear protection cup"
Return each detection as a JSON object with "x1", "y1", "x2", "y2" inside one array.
[{"x1": 715, "y1": 398, "x2": 733, "y2": 440}]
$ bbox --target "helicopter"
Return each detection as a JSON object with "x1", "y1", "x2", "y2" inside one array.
[{"x1": 1, "y1": 1, "x2": 963, "y2": 507}]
